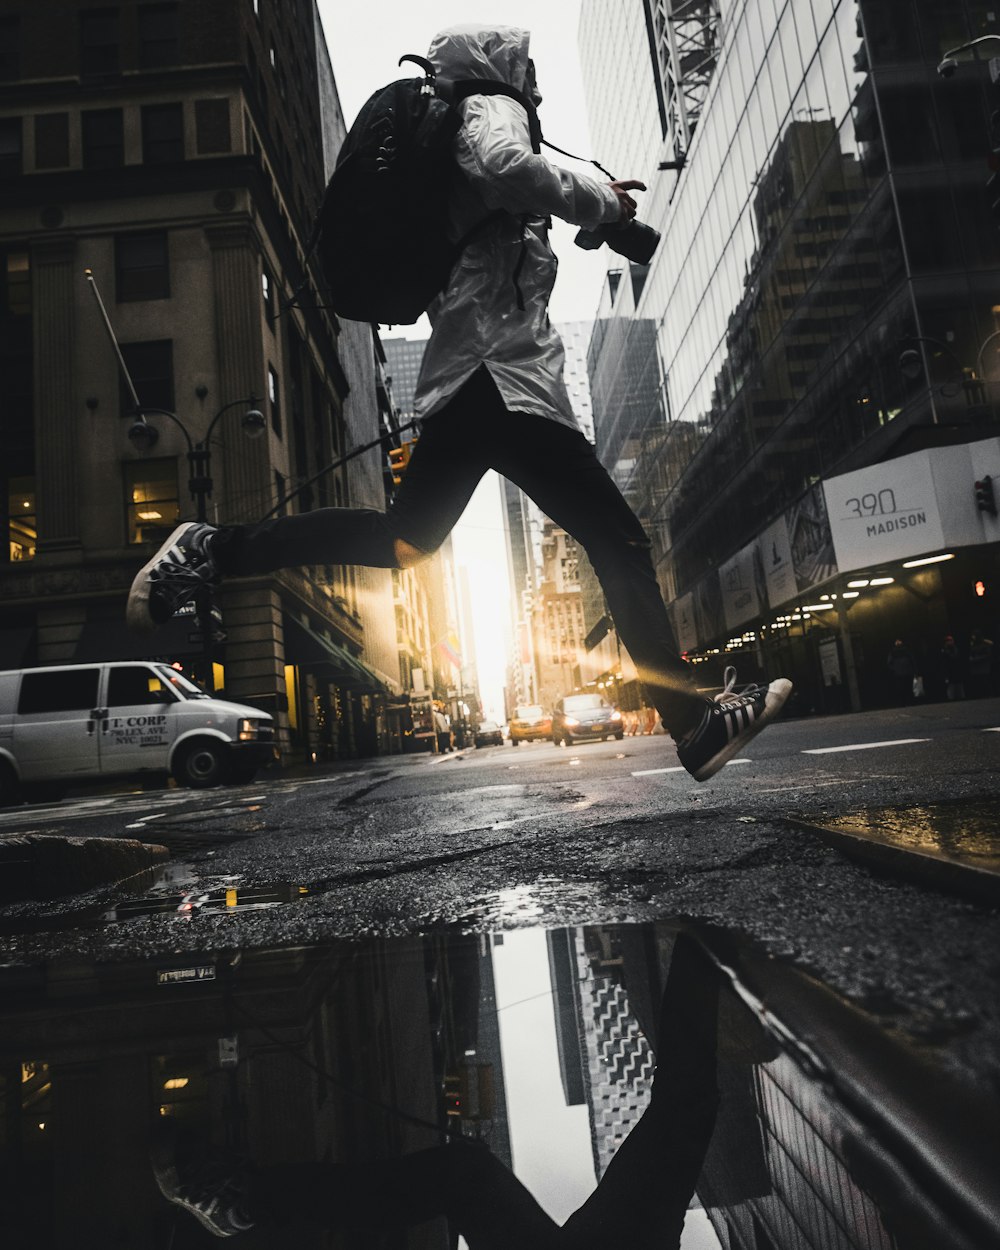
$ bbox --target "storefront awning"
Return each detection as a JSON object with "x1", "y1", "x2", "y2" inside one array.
[{"x1": 281, "y1": 615, "x2": 385, "y2": 692}]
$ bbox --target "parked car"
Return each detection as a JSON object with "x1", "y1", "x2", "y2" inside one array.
[
  {"x1": 474, "y1": 720, "x2": 504, "y2": 748},
  {"x1": 551, "y1": 693, "x2": 623, "y2": 746},
  {"x1": 508, "y1": 704, "x2": 552, "y2": 745},
  {"x1": 0, "y1": 662, "x2": 276, "y2": 804}
]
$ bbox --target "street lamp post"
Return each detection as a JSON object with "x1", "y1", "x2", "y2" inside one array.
[{"x1": 127, "y1": 398, "x2": 266, "y2": 691}]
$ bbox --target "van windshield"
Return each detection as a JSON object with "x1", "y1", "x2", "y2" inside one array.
[{"x1": 154, "y1": 666, "x2": 209, "y2": 699}]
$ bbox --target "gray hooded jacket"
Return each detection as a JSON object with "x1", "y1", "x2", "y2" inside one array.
[{"x1": 413, "y1": 24, "x2": 621, "y2": 429}]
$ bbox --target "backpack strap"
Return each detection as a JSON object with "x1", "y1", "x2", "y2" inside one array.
[{"x1": 446, "y1": 78, "x2": 542, "y2": 153}]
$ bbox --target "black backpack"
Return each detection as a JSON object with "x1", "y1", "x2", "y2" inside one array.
[{"x1": 314, "y1": 54, "x2": 541, "y2": 325}]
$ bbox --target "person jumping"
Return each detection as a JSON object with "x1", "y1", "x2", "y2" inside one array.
[{"x1": 127, "y1": 24, "x2": 791, "y2": 782}]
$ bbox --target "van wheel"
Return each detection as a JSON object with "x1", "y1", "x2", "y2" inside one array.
[
  {"x1": 174, "y1": 740, "x2": 227, "y2": 789},
  {"x1": 0, "y1": 761, "x2": 22, "y2": 807}
]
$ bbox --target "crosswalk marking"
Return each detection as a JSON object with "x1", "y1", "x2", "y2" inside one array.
[
  {"x1": 632, "y1": 759, "x2": 751, "y2": 777},
  {"x1": 802, "y1": 738, "x2": 930, "y2": 754}
]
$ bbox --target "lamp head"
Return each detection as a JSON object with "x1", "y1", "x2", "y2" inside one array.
[
  {"x1": 127, "y1": 419, "x2": 160, "y2": 452},
  {"x1": 241, "y1": 408, "x2": 267, "y2": 439},
  {"x1": 936, "y1": 56, "x2": 958, "y2": 77},
  {"x1": 899, "y1": 348, "x2": 924, "y2": 380}
]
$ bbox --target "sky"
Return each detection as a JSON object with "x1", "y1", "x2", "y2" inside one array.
[{"x1": 317, "y1": 2, "x2": 616, "y2": 719}]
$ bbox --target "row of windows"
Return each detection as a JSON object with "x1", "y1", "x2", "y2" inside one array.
[
  {"x1": 0, "y1": 6, "x2": 181, "y2": 82},
  {"x1": 0, "y1": 98, "x2": 232, "y2": 176}
]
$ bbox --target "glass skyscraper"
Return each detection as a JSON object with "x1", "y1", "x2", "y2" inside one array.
[{"x1": 580, "y1": 1, "x2": 1000, "y2": 711}]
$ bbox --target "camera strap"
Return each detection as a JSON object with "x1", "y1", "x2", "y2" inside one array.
[{"x1": 540, "y1": 138, "x2": 616, "y2": 183}]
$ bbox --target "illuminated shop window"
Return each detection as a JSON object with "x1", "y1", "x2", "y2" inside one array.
[
  {"x1": 8, "y1": 476, "x2": 35, "y2": 561},
  {"x1": 124, "y1": 458, "x2": 180, "y2": 544},
  {"x1": 152, "y1": 1053, "x2": 209, "y2": 1124}
]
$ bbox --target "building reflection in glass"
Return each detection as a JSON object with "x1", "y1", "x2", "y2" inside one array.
[
  {"x1": 581, "y1": 1, "x2": 1000, "y2": 699},
  {"x1": 0, "y1": 922, "x2": 994, "y2": 1248}
]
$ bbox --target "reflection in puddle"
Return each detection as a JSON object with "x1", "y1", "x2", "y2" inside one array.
[
  {"x1": 0, "y1": 923, "x2": 993, "y2": 1248},
  {"x1": 820, "y1": 799, "x2": 1000, "y2": 869}
]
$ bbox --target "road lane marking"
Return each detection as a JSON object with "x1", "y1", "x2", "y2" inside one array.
[
  {"x1": 802, "y1": 738, "x2": 930, "y2": 754},
  {"x1": 631, "y1": 759, "x2": 751, "y2": 777}
]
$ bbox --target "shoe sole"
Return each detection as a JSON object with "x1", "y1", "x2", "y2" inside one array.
[
  {"x1": 126, "y1": 522, "x2": 200, "y2": 633},
  {"x1": 689, "y1": 678, "x2": 793, "y2": 782}
]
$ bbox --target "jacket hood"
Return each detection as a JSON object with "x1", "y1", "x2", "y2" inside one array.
[{"x1": 426, "y1": 24, "x2": 531, "y2": 92}]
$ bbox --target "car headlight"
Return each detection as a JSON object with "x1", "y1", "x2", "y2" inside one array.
[
  {"x1": 563, "y1": 716, "x2": 580, "y2": 727},
  {"x1": 611, "y1": 710, "x2": 622, "y2": 720},
  {"x1": 238, "y1": 718, "x2": 259, "y2": 741}
]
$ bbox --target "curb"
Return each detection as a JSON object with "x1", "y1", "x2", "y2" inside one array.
[
  {"x1": 0, "y1": 834, "x2": 169, "y2": 903},
  {"x1": 786, "y1": 816, "x2": 1000, "y2": 906},
  {"x1": 693, "y1": 924, "x2": 1000, "y2": 1250}
]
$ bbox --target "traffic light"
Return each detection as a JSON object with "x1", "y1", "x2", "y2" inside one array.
[
  {"x1": 974, "y1": 578, "x2": 988, "y2": 598},
  {"x1": 388, "y1": 438, "x2": 415, "y2": 487},
  {"x1": 974, "y1": 474, "x2": 998, "y2": 516}
]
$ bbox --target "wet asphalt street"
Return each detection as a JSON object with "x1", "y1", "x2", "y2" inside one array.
[{"x1": 1, "y1": 697, "x2": 999, "y2": 1097}]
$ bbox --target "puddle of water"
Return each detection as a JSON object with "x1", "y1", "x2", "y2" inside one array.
[
  {"x1": 0, "y1": 921, "x2": 991, "y2": 1249},
  {"x1": 820, "y1": 799, "x2": 1000, "y2": 869},
  {"x1": 0, "y1": 869, "x2": 308, "y2": 935}
]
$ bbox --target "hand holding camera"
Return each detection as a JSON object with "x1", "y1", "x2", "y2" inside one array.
[{"x1": 574, "y1": 177, "x2": 661, "y2": 265}]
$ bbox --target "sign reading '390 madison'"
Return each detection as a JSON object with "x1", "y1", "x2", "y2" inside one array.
[{"x1": 822, "y1": 453, "x2": 945, "y2": 573}]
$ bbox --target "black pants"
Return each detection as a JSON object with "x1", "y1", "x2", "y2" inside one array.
[{"x1": 213, "y1": 368, "x2": 700, "y2": 733}]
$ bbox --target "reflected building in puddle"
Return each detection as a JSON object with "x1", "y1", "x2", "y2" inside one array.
[{"x1": 0, "y1": 923, "x2": 995, "y2": 1248}]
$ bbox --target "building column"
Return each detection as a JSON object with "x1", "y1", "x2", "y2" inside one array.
[
  {"x1": 32, "y1": 237, "x2": 80, "y2": 554},
  {"x1": 205, "y1": 223, "x2": 268, "y2": 521}
]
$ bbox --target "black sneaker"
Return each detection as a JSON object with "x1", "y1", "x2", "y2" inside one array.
[
  {"x1": 676, "y1": 677, "x2": 792, "y2": 782},
  {"x1": 127, "y1": 522, "x2": 220, "y2": 631},
  {"x1": 150, "y1": 1119, "x2": 254, "y2": 1238}
]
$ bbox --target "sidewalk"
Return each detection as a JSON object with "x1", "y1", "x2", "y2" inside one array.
[{"x1": 790, "y1": 798, "x2": 1000, "y2": 904}]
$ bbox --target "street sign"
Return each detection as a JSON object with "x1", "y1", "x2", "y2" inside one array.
[
  {"x1": 176, "y1": 602, "x2": 223, "y2": 623},
  {"x1": 188, "y1": 629, "x2": 227, "y2": 644},
  {"x1": 157, "y1": 965, "x2": 216, "y2": 986}
]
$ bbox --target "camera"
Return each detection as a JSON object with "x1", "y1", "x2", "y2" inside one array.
[{"x1": 574, "y1": 218, "x2": 661, "y2": 266}]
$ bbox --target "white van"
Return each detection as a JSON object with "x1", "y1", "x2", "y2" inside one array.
[{"x1": 0, "y1": 662, "x2": 276, "y2": 804}]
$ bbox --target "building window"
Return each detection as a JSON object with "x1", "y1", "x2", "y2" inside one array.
[
  {"x1": 151, "y1": 1054, "x2": 209, "y2": 1124},
  {"x1": 274, "y1": 469, "x2": 287, "y2": 516},
  {"x1": 261, "y1": 267, "x2": 274, "y2": 323},
  {"x1": 8, "y1": 476, "x2": 35, "y2": 562},
  {"x1": 5, "y1": 250, "x2": 30, "y2": 317},
  {"x1": 138, "y1": 3, "x2": 179, "y2": 69},
  {"x1": 80, "y1": 8, "x2": 120, "y2": 76},
  {"x1": 34, "y1": 114, "x2": 70, "y2": 169},
  {"x1": 124, "y1": 458, "x2": 180, "y2": 544},
  {"x1": 141, "y1": 103, "x2": 184, "y2": 163},
  {"x1": 0, "y1": 17, "x2": 20, "y2": 80},
  {"x1": 116, "y1": 232, "x2": 170, "y2": 301},
  {"x1": 120, "y1": 340, "x2": 174, "y2": 415},
  {"x1": 81, "y1": 108, "x2": 124, "y2": 169},
  {"x1": 268, "y1": 365, "x2": 282, "y2": 437},
  {"x1": 0, "y1": 118, "x2": 22, "y2": 177},
  {"x1": 194, "y1": 98, "x2": 231, "y2": 153}
]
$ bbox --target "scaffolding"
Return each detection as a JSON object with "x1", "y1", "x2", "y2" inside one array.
[{"x1": 645, "y1": 0, "x2": 722, "y2": 163}]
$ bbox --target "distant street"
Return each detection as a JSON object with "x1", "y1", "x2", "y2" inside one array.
[{"x1": 2, "y1": 698, "x2": 999, "y2": 1100}]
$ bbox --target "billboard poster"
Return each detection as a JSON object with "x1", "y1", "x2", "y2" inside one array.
[
  {"x1": 694, "y1": 571, "x2": 725, "y2": 647},
  {"x1": 786, "y1": 481, "x2": 837, "y2": 593},
  {"x1": 672, "y1": 592, "x2": 698, "y2": 653},
  {"x1": 720, "y1": 541, "x2": 762, "y2": 631},
  {"x1": 759, "y1": 515, "x2": 796, "y2": 608},
  {"x1": 822, "y1": 450, "x2": 945, "y2": 572}
]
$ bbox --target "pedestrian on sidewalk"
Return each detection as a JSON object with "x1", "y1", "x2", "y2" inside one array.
[
  {"x1": 940, "y1": 634, "x2": 966, "y2": 701},
  {"x1": 127, "y1": 24, "x2": 791, "y2": 782},
  {"x1": 886, "y1": 638, "x2": 917, "y2": 705}
]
